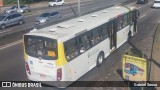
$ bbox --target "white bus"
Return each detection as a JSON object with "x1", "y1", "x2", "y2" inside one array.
[{"x1": 23, "y1": 5, "x2": 139, "y2": 87}]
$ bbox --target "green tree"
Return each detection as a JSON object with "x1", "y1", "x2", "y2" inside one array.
[{"x1": 21, "y1": 0, "x2": 34, "y2": 5}]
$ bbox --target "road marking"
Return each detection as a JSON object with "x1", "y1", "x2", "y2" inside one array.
[
  {"x1": 0, "y1": 40, "x2": 22, "y2": 50},
  {"x1": 0, "y1": 29, "x2": 12, "y2": 34},
  {"x1": 139, "y1": 14, "x2": 146, "y2": 19}
]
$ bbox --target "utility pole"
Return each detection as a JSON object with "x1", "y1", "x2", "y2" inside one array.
[
  {"x1": 78, "y1": 0, "x2": 81, "y2": 16},
  {"x1": 17, "y1": 0, "x2": 20, "y2": 9}
]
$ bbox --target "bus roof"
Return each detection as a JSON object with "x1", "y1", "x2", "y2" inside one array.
[{"x1": 25, "y1": 5, "x2": 136, "y2": 42}]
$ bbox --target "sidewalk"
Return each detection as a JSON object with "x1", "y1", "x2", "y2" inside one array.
[{"x1": 0, "y1": 0, "x2": 92, "y2": 13}]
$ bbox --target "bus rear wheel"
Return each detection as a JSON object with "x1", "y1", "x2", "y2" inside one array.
[{"x1": 96, "y1": 52, "x2": 104, "y2": 67}]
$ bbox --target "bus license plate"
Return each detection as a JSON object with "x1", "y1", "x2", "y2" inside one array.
[{"x1": 40, "y1": 74, "x2": 46, "y2": 78}]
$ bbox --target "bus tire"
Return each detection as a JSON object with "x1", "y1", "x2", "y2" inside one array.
[{"x1": 96, "y1": 52, "x2": 104, "y2": 67}]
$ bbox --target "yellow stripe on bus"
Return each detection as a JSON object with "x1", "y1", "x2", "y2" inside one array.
[
  {"x1": 56, "y1": 42, "x2": 68, "y2": 66},
  {"x1": 23, "y1": 36, "x2": 28, "y2": 61}
]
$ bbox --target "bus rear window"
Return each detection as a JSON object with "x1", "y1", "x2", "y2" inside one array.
[{"x1": 24, "y1": 35, "x2": 58, "y2": 60}]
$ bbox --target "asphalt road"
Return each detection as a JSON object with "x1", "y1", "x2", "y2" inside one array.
[
  {"x1": 0, "y1": 0, "x2": 128, "y2": 37},
  {"x1": 0, "y1": 0, "x2": 159, "y2": 90}
]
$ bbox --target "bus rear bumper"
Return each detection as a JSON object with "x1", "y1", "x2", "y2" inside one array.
[{"x1": 27, "y1": 76, "x2": 72, "y2": 88}]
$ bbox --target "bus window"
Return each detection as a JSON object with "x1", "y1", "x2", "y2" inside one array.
[
  {"x1": 24, "y1": 36, "x2": 57, "y2": 60},
  {"x1": 101, "y1": 24, "x2": 108, "y2": 39},
  {"x1": 84, "y1": 34, "x2": 91, "y2": 49},
  {"x1": 91, "y1": 28, "x2": 100, "y2": 45},
  {"x1": 128, "y1": 12, "x2": 132, "y2": 23},
  {"x1": 80, "y1": 45, "x2": 85, "y2": 53},
  {"x1": 27, "y1": 38, "x2": 37, "y2": 54},
  {"x1": 122, "y1": 14, "x2": 128, "y2": 27},
  {"x1": 44, "y1": 41, "x2": 56, "y2": 57},
  {"x1": 78, "y1": 33, "x2": 90, "y2": 51},
  {"x1": 117, "y1": 16, "x2": 122, "y2": 30},
  {"x1": 37, "y1": 40, "x2": 44, "y2": 55},
  {"x1": 64, "y1": 38, "x2": 79, "y2": 61}
]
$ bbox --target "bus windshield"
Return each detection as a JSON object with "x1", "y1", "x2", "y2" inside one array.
[{"x1": 24, "y1": 35, "x2": 58, "y2": 60}]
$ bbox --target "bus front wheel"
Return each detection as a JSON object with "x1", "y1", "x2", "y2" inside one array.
[{"x1": 96, "y1": 52, "x2": 104, "y2": 67}]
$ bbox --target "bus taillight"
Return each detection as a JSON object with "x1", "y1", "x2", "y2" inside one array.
[
  {"x1": 25, "y1": 62, "x2": 31, "y2": 75},
  {"x1": 57, "y1": 68, "x2": 62, "y2": 81}
]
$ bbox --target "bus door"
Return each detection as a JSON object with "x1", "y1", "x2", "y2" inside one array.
[{"x1": 108, "y1": 19, "x2": 117, "y2": 52}]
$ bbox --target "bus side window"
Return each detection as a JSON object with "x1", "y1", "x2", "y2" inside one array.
[
  {"x1": 117, "y1": 16, "x2": 122, "y2": 30},
  {"x1": 128, "y1": 12, "x2": 132, "y2": 23},
  {"x1": 64, "y1": 43, "x2": 71, "y2": 61},
  {"x1": 86, "y1": 31, "x2": 92, "y2": 49},
  {"x1": 97, "y1": 27, "x2": 102, "y2": 41},
  {"x1": 64, "y1": 38, "x2": 79, "y2": 61},
  {"x1": 91, "y1": 28, "x2": 100, "y2": 45},
  {"x1": 122, "y1": 14, "x2": 128, "y2": 27},
  {"x1": 80, "y1": 45, "x2": 85, "y2": 53},
  {"x1": 98, "y1": 28, "x2": 103, "y2": 41},
  {"x1": 78, "y1": 32, "x2": 91, "y2": 53},
  {"x1": 70, "y1": 47, "x2": 78, "y2": 59},
  {"x1": 84, "y1": 33, "x2": 91, "y2": 49},
  {"x1": 101, "y1": 24, "x2": 108, "y2": 40}
]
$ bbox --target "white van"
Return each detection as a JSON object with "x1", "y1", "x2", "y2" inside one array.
[
  {"x1": 48, "y1": 0, "x2": 65, "y2": 7},
  {"x1": 152, "y1": 0, "x2": 160, "y2": 8}
]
